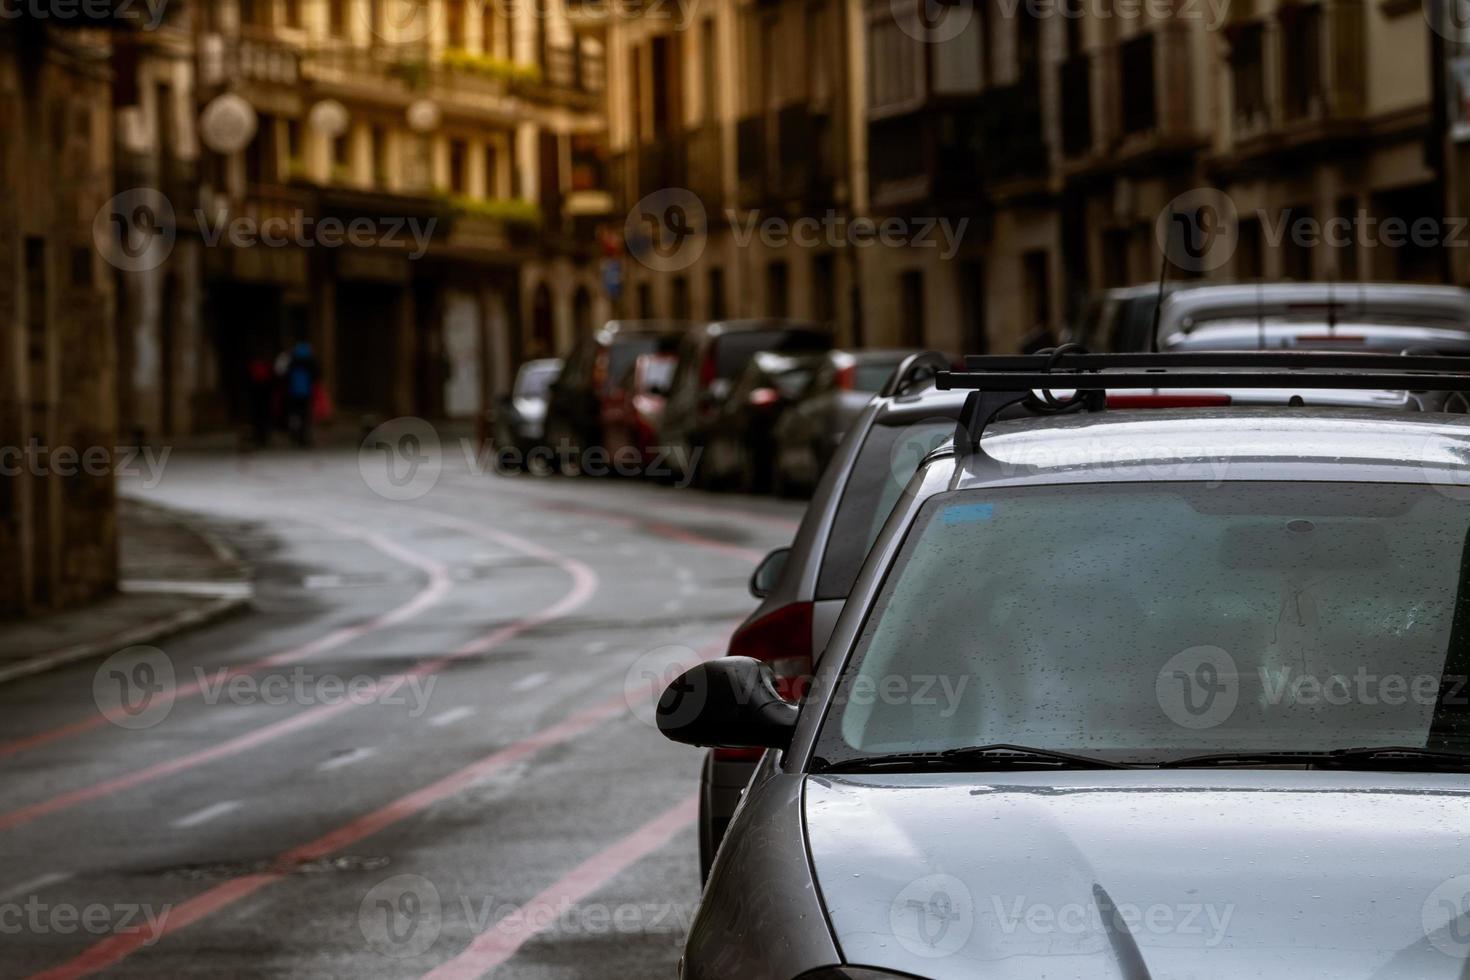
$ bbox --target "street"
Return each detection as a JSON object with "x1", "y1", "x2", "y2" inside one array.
[{"x1": 0, "y1": 449, "x2": 801, "y2": 979}]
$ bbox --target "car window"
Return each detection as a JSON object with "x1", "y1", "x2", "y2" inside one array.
[
  {"x1": 815, "y1": 481, "x2": 1470, "y2": 764},
  {"x1": 774, "y1": 366, "x2": 816, "y2": 399},
  {"x1": 855, "y1": 361, "x2": 904, "y2": 392},
  {"x1": 642, "y1": 357, "x2": 675, "y2": 392},
  {"x1": 515, "y1": 363, "x2": 559, "y2": 398},
  {"x1": 815, "y1": 420, "x2": 953, "y2": 600},
  {"x1": 713, "y1": 330, "x2": 829, "y2": 379},
  {"x1": 560, "y1": 338, "x2": 595, "y2": 386},
  {"x1": 606, "y1": 337, "x2": 661, "y2": 393}
]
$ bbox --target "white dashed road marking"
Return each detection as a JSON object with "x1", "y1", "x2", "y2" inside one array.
[
  {"x1": 430, "y1": 706, "x2": 475, "y2": 727},
  {"x1": 317, "y1": 747, "x2": 379, "y2": 772},
  {"x1": 0, "y1": 872, "x2": 72, "y2": 902},
  {"x1": 512, "y1": 672, "x2": 551, "y2": 692},
  {"x1": 172, "y1": 801, "x2": 242, "y2": 829}
]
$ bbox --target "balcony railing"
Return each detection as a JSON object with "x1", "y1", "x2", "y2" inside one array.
[
  {"x1": 734, "y1": 106, "x2": 842, "y2": 212},
  {"x1": 685, "y1": 122, "x2": 724, "y2": 214}
]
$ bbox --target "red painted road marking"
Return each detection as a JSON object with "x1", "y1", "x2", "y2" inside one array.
[
  {"x1": 0, "y1": 519, "x2": 454, "y2": 761},
  {"x1": 421, "y1": 795, "x2": 699, "y2": 980},
  {"x1": 0, "y1": 527, "x2": 598, "y2": 833},
  {"x1": 24, "y1": 639, "x2": 727, "y2": 980}
]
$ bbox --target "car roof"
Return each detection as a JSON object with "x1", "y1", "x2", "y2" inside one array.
[
  {"x1": 937, "y1": 407, "x2": 1470, "y2": 490},
  {"x1": 1163, "y1": 319, "x2": 1470, "y2": 352},
  {"x1": 1158, "y1": 283, "x2": 1470, "y2": 334},
  {"x1": 702, "y1": 318, "x2": 829, "y2": 335},
  {"x1": 871, "y1": 385, "x2": 971, "y2": 425},
  {"x1": 599, "y1": 319, "x2": 688, "y2": 338}
]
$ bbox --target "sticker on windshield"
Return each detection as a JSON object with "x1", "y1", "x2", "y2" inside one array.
[{"x1": 941, "y1": 503, "x2": 994, "y2": 525}]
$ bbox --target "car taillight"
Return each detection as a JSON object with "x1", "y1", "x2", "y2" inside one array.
[
  {"x1": 835, "y1": 365, "x2": 856, "y2": 390},
  {"x1": 713, "y1": 601, "x2": 813, "y2": 762},
  {"x1": 699, "y1": 351, "x2": 717, "y2": 388},
  {"x1": 1106, "y1": 393, "x2": 1232, "y2": 409},
  {"x1": 748, "y1": 387, "x2": 780, "y2": 408},
  {"x1": 591, "y1": 350, "x2": 609, "y2": 393}
]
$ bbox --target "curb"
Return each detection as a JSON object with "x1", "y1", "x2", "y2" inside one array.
[{"x1": 0, "y1": 591, "x2": 251, "y2": 686}]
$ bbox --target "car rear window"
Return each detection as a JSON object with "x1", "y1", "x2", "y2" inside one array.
[
  {"x1": 607, "y1": 337, "x2": 662, "y2": 391},
  {"x1": 855, "y1": 361, "x2": 904, "y2": 392},
  {"x1": 815, "y1": 420, "x2": 953, "y2": 600},
  {"x1": 713, "y1": 330, "x2": 829, "y2": 379},
  {"x1": 515, "y1": 363, "x2": 559, "y2": 398}
]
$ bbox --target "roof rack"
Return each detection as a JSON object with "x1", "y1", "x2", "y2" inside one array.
[
  {"x1": 936, "y1": 350, "x2": 1470, "y2": 450},
  {"x1": 881, "y1": 351, "x2": 952, "y2": 398}
]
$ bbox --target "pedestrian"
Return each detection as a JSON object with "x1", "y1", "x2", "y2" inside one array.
[
  {"x1": 246, "y1": 344, "x2": 275, "y2": 447},
  {"x1": 281, "y1": 334, "x2": 320, "y2": 447}
]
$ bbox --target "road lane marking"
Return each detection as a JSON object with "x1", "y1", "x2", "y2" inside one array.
[
  {"x1": 511, "y1": 672, "x2": 550, "y2": 692},
  {"x1": 171, "y1": 801, "x2": 241, "y2": 830},
  {"x1": 0, "y1": 516, "x2": 456, "y2": 761},
  {"x1": 21, "y1": 634, "x2": 731, "y2": 980},
  {"x1": 430, "y1": 707, "x2": 475, "y2": 728},
  {"x1": 422, "y1": 795, "x2": 698, "y2": 980},
  {"x1": 661, "y1": 599, "x2": 684, "y2": 613},
  {"x1": 0, "y1": 519, "x2": 598, "y2": 834},
  {"x1": 582, "y1": 640, "x2": 607, "y2": 655},
  {"x1": 0, "y1": 872, "x2": 71, "y2": 903},
  {"x1": 317, "y1": 747, "x2": 378, "y2": 772}
]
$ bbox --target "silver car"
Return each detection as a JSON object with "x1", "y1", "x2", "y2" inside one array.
[{"x1": 661, "y1": 352, "x2": 1470, "y2": 980}]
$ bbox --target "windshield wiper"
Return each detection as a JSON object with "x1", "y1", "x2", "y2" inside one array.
[
  {"x1": 1158, "y1": 745, "x2": 1470, "y2": 771},
  {"x1": 815, "y1": 743, "x2": 1133, "y2": 773}
]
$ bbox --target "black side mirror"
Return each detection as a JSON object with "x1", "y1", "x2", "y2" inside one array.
[
  {"x1": 749, "y1": 547, "x2": 790, "y2": 599},
  {"x1": 656, "y1": 657, "x2": 799, "y2": 750}
]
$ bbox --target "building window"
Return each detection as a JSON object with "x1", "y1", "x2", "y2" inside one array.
[
  {"x1": 1119, "y1": 33, "x2": 1156, "y2": 135},
  {"x1": 1022, "y1": 250, "x2": 1050, "y2": 329},
  {"x1": 329, "y1": 0, "x2": 348, "y2": 36},
  {"x1": 372, "y1": 126, "x2": 389, "y2": 186},
  {"x1": 867, "y1": 13, "x2": 923, "y2": 111},
  {"x1": 483, "y1": 144, "x2": 499, "y2": 197},
  {"x1": 767, "y1": 260, "x2": 789, "y2": 318},
  {"x1": 1230, "y1": 22, "x2": 1267, "y2": 129},
  {"x1": 701, "y1": 17, "x2": 719, "y2": 123},
  {"x1": 812, "y1": 253, "x2": 835, "y2": 323},
  {"x1": 1334, "y1": 196, "x2": 1359, "y2": 280},
  {"x1": 900, "y1": 269, "x2": 925, "y2": 348},
  {"x1": 446, "y1": 0, "x2": 467, "y2": 48},
  {"x1": 240, "y1": 0, "x2": 268, "y2": 27},
  {"x1": 708, "y1": 267, "x2": 726, "y2": 319},
  {"x1": 332, "y1": 130, "x2": 350, "y2": 178},
  {"x1": 1281, "y1": 4, "x2": 1324, "y2": 119},
  {"x1": 1280, "y1": 206, "x2": 1314, "y2": 280},
  {"x1": 449, "y1": 139, "x2": 468, "y2": 193},
  {"x1": 671, "y1": 276, "x2": 691, "y2": 319},
  {"x1": 284, "y1": 0, "x2": 303, "y2": 28},
  {"x1": 1235, "y1": 216, "x2": 1263, "y2": 280},
  {"x1": 637, "y1": 282, "x2": 654, "y2": 318},
  {"x1": 285, "y1": 118, "x2": 302, "y2": 174}
]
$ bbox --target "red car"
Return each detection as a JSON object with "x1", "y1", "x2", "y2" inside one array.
[{"x1": 600, "y1": 352, "x2": 676, "y2": 472}]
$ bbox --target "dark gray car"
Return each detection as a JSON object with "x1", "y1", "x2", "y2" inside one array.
[
  {"x1": 663, "y1": 352, "x2": 1470, "y2": 979},
  {"x1": 697, "y1": 352, "x2": 957, "y2": 879}
]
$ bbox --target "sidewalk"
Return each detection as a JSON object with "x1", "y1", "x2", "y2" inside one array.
[{"x1": 0, "y1": 499, "x2": 253, "y2": 684}]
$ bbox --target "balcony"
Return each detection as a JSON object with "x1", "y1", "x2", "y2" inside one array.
[
  {"x1": 868, "y1": 83, "x2": 1046, "y2": 210},
  {"x1": 734, "y1": 106, "x2": 843, "y2": 212},
  {"x1": 637, "y1": 133, "x2": 686, "y2": 201},
  {"x1": 1096, "y1": 25, "x2": 1202, "y2": 160}
]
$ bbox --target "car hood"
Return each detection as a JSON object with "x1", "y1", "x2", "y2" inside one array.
[{"x1": 805, "y1": 770, "x2": 1470, "y2": 979}]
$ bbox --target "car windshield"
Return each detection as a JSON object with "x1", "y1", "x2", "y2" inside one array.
[
  {"x1": 815, "y1": 481, "x2": 1470, "y2": 766},
  {"x1": 816, "y1": 420, "x2": 953, "y2": 600},
  {"x1": 515, "y1": 363, "x2": 560, "y2": 398}
]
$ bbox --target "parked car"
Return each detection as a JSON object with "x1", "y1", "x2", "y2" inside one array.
[
  {"x1": 772, "y1": 348, "x2": 925, "y2": 494},
  {"x1": 1065, "y1": 282, "x2": 1201, "y2": 352},
  {"x1": 658, "y1": 319, "x2": 832, "y2": 486},
  {"x1": 697, "y1": 352, "x2": 958, "y2": 879},
  {"x1": 702, "y1": 351, "x2": 824, "y2": 493},
  {"x1": 543, "y1": 320, "x2": 683, "y2": 475},
  {"x1": 600, "y1": 352, "x2": 676, "y2": 471},
  {"x1": 661, "y1": 350, "x2": 1470, "y2": 979},
  {"x1": 490, "y1": 358, "x2": 561, "y2": 467}
]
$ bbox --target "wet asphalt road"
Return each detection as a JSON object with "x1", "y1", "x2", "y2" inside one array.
[{"x1": 0, "y1": 446, "x2": 804, "y2": 978}]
